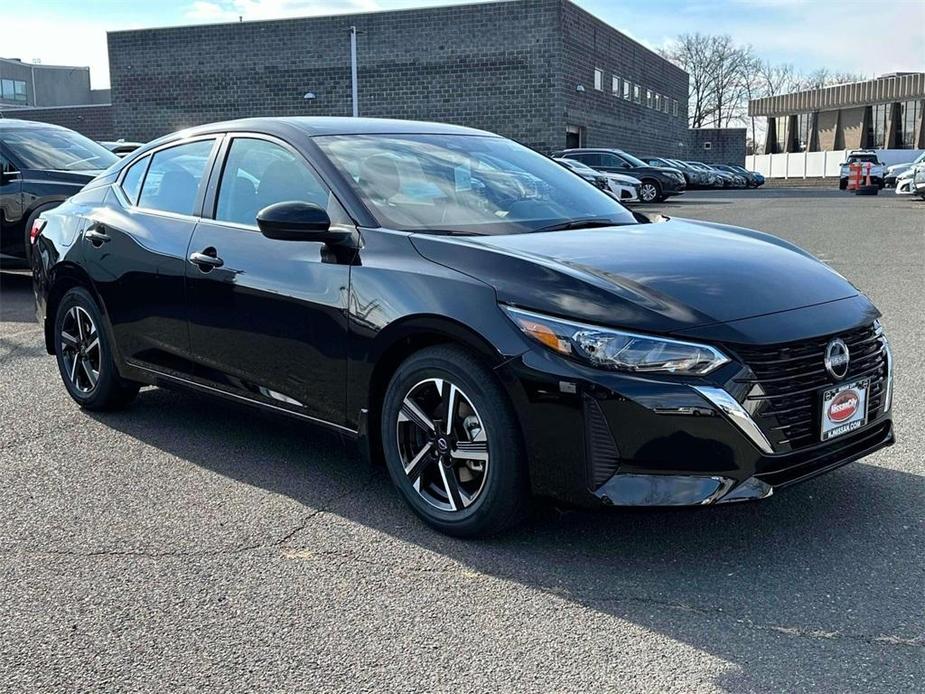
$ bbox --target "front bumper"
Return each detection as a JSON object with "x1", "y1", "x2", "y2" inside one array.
[{"x1": 499, "y1": 343, "x2": 894, "y2": 508}]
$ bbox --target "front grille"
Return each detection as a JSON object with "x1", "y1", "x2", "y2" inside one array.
[{"x1": 728, "y1": 323, "x2": 888, "y2": 453}]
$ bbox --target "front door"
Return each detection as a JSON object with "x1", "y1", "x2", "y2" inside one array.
[
  {"x1": 185, "y1": 135, "x2": 352, "y2": 427},
  {"x1": 82, "y1": 136, "x2": 219, "y2": 370},
  {"x1": 0, "y1": 147, "x2": 24, "y2": 260}
]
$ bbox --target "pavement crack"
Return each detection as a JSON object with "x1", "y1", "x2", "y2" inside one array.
[{"x1": 274, "y1": 471, "x2": 378, "y2": 547}]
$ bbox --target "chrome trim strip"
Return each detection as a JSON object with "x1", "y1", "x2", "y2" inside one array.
[
  {"x1": 883, "y1": 339, "x2": 894, "y2": 412},
  {"x1": 693, "y1": 386, "x2": 775, "y2": 455},
  {"x1": 130, "y1": 363, "x2": 358, "y2": 435}
]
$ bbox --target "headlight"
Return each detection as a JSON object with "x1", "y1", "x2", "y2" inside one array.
[{"x1": 502, "y1": 306, "x2": 730, "y2": 375}]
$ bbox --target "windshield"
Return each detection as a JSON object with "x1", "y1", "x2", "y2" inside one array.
[
  {"x1": 1, "y1": 128, "x2": 119, "y2": 171},
  {"x1": 315, "y1": 134, "x2": 636, "y2": 235},
  {"x1": 617, "y1": 151, "x2": 649, "y2": 168}
]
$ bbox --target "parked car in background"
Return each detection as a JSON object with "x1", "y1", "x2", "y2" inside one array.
[
  {"x1": 32, "y1": 116, "x2": 895, "y2": 537},
  {"x1": 894, "y1": 167, "x2": 916, "y2": 195},
  {"x1": 553, "y1": 157, "x2": 610, "y2": 191},
  {"x1": 556, "y1": 157, "x2": 640, "y2": 203},
  {"x1": 884, "y1": 151, "x2": 925, "y2": 187},
  {"x1": 554, "y1": 148, "x2": 685, "y2": 203},
  {"x1": 663, "y1": 158, "x2": 716, "y2": 189},
  {"x1": 714, "y1": 164, "x2": 762, "y2": 188},
  {"x1": 839, "y1": 150, "x2": 884, "y2": 190},
  {"x1": 1, "y1": 119, "x2": 118, "y2": 265},
  {"x1": 913, "y1": 163, "x2": 925, "y2": 200},
  {"x1": 100, "y1": 140, "x2": 144, "y2": 158},
  {"x1": 687, "y1": 161, "x2": 735, "y2": 188},
  {"x1": 726, "y1": 164, "x2": 765, "y2": 188}
]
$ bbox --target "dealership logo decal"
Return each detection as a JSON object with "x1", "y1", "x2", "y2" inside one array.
[
  {"x1": 824, "y1": 338, "x2": 850, "y2": 380},
  {"x1": 828, "y1": 390, "x2": 859, "y2": 422}
]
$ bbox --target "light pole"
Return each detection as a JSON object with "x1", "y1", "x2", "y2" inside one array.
[{"x1": 350, "y1": 26, "x2": 359, "y2": 117}]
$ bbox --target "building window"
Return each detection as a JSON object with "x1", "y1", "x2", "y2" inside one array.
[
  {"x1": 612, "y1": 75, "x2": 620, "y2": 96},
  {"x1": 663, "y1": 97, "x2": 670, "y2": 114},
  {"x1": 593, "y1": 69, "x2": 603, "y2": 91},
  {"x1": 654, "y1": 94, "x2": 661, "y2": 112},
  {"x1": 899, "y1": 100, "x2": 920, "y2": 148},
  {"x1": 633, "y1": 84, "x2": 640, "y2": 104},
  {"x1": 646, "y1": 90, "x2": 653, "y2": 108},
  {"x1": 869, "y1": 103, "x2": 888, "y2": 148},
  {"x1": 672, "y1": 99, "x2": 679, "y2": 117},
  {"x1": 0, "y1": 79, "x2": 28, "y2": 104},
  {"x1": 623, "y1": 81, "x2": 631, "y2": 100}
]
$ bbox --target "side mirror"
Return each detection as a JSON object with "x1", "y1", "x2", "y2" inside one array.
[
  {"x1": 0, "y1": 169, "x2": 21, "y2": 185},
  {"x1": 256, "y1": 201, "x2": 353, "y2": 245}
]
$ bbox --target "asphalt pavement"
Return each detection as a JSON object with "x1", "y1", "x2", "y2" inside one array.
[{"x1": 0, "y1": 188, "x2": 922, "y2": 692}]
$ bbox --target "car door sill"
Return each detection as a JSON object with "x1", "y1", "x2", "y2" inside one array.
[{"x1": 128, "y1": 362, "x2": 358, "y2": 436}]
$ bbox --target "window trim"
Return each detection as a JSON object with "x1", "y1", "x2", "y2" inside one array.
[
  {"x1": 117, "y1": 154, "x2": 151, "y2": 206},
  {"x1": 115, "y1": 134, "x2": 222, "y2": 221},
  {"x1": 205, "y1": 131, "x2": 343, "y2": 233},
  {"x1": 593, "y1": 68, "x2": 603, "y2": 91}
]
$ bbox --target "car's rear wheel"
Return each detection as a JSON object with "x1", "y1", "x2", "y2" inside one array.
[
  {"x1": 54, "y1": 287, "x2": 139, "y2": 410},
  {"x1": 639, "y1": 180, "x2": 662, "y2": 203},
  {"x1": 381, "y1": 345, "x2": 529, "y2": 537}
]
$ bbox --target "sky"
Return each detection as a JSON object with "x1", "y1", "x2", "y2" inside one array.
[{"x1": 3, "y1": 0, "x2": 924, "y2": 89}]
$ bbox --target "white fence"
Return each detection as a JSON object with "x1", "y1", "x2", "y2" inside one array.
[{"x1": 747, "y1": 149, "x2": 924, "y2": 179}]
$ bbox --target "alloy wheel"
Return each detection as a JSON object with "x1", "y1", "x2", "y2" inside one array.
[
  {"x1": 396, "y1": 378, "x2": 490, "y2": 512},
  {"x1": 640, "y1": 183, "x2": 658, "y2": 202},
  {"x1": 60, "y1": 306, "x2": 101, "y2": 394}
]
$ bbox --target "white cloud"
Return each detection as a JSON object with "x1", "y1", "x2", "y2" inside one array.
[{"x1": 185, "y1": 0, "x2": 381, "y2": 22}]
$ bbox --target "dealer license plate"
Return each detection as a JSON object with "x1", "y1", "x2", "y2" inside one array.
[{"x1": 820, "y1": 379, "x2": 869, "y2": 441}]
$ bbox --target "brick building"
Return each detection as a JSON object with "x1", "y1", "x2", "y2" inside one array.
[{"x1": 105, "y1": 0, "x2": 690, "y2": 156}]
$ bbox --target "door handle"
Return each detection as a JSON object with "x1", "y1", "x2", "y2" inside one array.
[
  {"x1": 84, "y1": 225, "x2": 110, "y2": 245},
  {"x1": 189, "y1": 249, "x2": 224, "y2": 270}
]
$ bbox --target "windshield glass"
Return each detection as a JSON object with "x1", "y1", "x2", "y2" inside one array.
[
  {"x1": 617, "y1": 151, "x2": 649, "y2": 168},
  {"x1": 316, "y1": 134, "x2": 635, "y2": 235},
  {"x1": 1, "y1": 128, "x2": 119, "y2": 171}
]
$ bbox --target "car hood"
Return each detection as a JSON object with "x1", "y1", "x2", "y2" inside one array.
[
  {"x1": 605, "y1": 173, "x2": 641, "y2": 185},
  {"x1": 632, "y1": 165, "x2": 680, "y2": 177},
  {"x1": 411, "y1": 218, "x2": 860, "y2": 335},
  {"x1": 886, "y1": 163, "x2": 911, "y2": 174}
]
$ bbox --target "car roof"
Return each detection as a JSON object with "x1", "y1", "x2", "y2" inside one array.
[
  {"x1": 163, "y1": 117, "x2": 496, "y2": 140},
  {"x1": 0, "y1": 118, "x2": 72, "y2": 132}
]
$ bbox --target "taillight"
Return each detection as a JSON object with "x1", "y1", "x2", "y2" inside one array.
[{"x1": 30, "y1": 219, "x2": 46, "y2": 245}]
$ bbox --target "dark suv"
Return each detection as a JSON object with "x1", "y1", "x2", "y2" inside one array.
[
  {"x1": 554, "y1": 148, "x2": 685, "y2": 203},
  {"x1": 1, "y1": 119, "x2": 118, "y2": 265}
]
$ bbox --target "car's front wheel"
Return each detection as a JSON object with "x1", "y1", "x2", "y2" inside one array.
[
  {"x1": 54, "y1": 287, "x2": 139, "y2": 410},
  {"x1": 639, "y1": 180, "x2": 662, "y2": 203},
  {"x1": 381, "y1": 345, "x2": 529, "y2": 537}
]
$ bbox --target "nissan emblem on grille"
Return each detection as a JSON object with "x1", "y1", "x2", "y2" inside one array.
[{"x1": 824, "y1": 338, "x2": 850, "y2": 380}]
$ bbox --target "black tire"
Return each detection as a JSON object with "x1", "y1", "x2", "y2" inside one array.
[
  {"x1": 54, "y1": 287, "x2": 139, "y2": 411},
  {"x1": 381, "y1": 345, "x2": 530, "y2": 537},
  {"x1": 839, "y1": 179, "x2": 847, "y2": 191},
  {"x1": 639, "y1": 179, "x2": 662, "y2": 203}
]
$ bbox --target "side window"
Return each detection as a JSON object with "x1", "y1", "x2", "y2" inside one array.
[
  {"x1": 215, "y1": 138, "x2": 330, "y2": 227},
  {"x1": 573, "y1": 152, "x2": 602, "y2": 167},
  {"x1": 138, "y1": 139, "x2": 215, "y2": 216},
  {"x1": 600, "y1": 154, "x2": 627, "y2": 169},
  {"x1": 120, "y1": 155, "x2": 149, "y2": 205}
]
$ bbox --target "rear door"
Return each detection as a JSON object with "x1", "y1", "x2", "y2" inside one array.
[
  {"x1": 82, "y1": 136, "x2": 220, "y2": 371},
  {"x1": 184, "y1": 133, "x2": 352, "y2": 427}
]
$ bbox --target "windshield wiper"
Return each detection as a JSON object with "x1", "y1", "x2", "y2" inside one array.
[{"x1": 530, "y1": 218, "x2": 625, "y2": 233}]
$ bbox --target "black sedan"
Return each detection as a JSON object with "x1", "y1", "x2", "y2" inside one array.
[
  {"x1": 1, "y1": 119, "x2": 119, "y2": 265},
  {"x1": 553, "y1": 147, "x2": 685, "y2": 202},
  {"x1": 32, "y1": 118, "x2": 895, "y2": 537}
]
